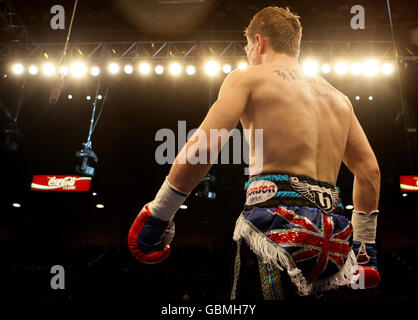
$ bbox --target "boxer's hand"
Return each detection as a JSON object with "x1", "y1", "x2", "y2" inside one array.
[
  {"x1": 128, "y1": 204, "x2": 175, "y2": 264},
  {"x1": 352, "y1": 241, "x2": 381, "y2": 289}
]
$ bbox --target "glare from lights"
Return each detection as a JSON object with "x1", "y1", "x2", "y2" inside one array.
[
  {"x1": 12, "y1": 203, "x2": 21, "y2": 208},
  {"x1": 335, "y1": 62, "x2": 348, "y2": 75},
  {"x1": 169, "y1": 63, "x2": 182, "y2": 76},
  {"x1": 42, "y1": 63, "x2": 55, "y2": 76},
  {"x1": 59, "y1": 65, "x2": 69, "y2": 76},
  {"x1": 402, "y1": 193, "x2": 408, "y2": 197},
  {"x1": 355, "y1": 96, "x2": 360, "y2": 100},
  {"x1": 92, "y1": 192, "x2": 97, "y2": 196},
  {"x1": 368, "y1": 96, "x2": 373, "y2": 101},
  {"x1": 139, "y1": 62, "x2": 151, "y2": 75},
  {"x1": 98, "y1": 95, "x2": 102, "y2": 100},
  {"x1": 90, "y1": 66, "x2": 100, "y2": 77},
  {"x1": 204, "y1": 61, "x2": 220, "y2": 76},
  {"x1": 28, "y1": 65, "x2": 38, "y2": 75},
  {"x1": 124, "y1": 64, "x2": 133, "y2": 74},
  {"x1": 223, "y1": 64, "x2": 232, "y2": 74},
  {"x1": 12, "y1": 63, "x2": 24, "y2": 75},
  {"x1": 302, "y1": 60, "x2": 319, "y2": 75},
  {"x1": 363, "y1": 60, "x2": 379, "y2": 77},
  {"x1": 237, "y1": 61, "x2": 248, "y2": 69},
  {"x1": 345, "y1": 204, "x2": 354, "y2": 210},
  {"x1": 71, "y1": 62, "x2": 87, "y2": 77},
  {"x1": 86, "y1": 95, "x2": 91, "y2": 100},
  {"x1": 350, "y1": 62, "x2": 362, "y2": 75},
  {"x1": 179, "y1": 205, "x2": 188, "y2": 210},
  {"x1": 381, "y1": 63, "x2": 394, "y2": 75},
  {"x1": 68, "y1": 94, "x2": 72, "y2": 100},
  {"x1": 108, "y1": 62, "x2": 120, "y2": 74},
  {"x1": 155, "y1": 65, "x2": 164, "y2": 75},
  {"x1": 186, "y1": 65, "x2": 196, "y2": 75},
  {"x1": 96, "y1": 204, "x2": 104, "y2": 209},
  {"x1": 321, "y1": 63, "x2": 331, "y2": 74}
]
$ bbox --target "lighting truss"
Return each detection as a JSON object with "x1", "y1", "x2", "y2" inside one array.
[{"x1": 0, "y1": 40, "x2": 416, "y2": 63}]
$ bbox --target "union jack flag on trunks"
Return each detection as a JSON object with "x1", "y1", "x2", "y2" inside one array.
[{"x1": 234, "y1": 205, "x2": 359, "y2": 295}]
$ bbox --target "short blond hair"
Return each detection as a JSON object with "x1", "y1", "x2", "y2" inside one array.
[{"x1": 245, "y1": 6, "x2": 302, "y2": 57}]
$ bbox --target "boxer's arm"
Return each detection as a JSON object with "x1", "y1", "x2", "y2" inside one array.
[
  {"x1": 168, "y1": 68, "x2": 251, "y2": 193},
  {"x1": 342, "y1": 100, "x2": 381, "y2": 213}
]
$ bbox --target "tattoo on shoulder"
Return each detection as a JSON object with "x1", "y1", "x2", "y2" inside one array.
[{"x1": 273, "y1": 68, "x2": 333, "y2": 98}]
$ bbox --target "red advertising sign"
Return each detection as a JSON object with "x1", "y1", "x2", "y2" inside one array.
[
  {"x1": 400, "y1": 175, "x2": 418, "y2": 192},
  {"x1": 31, "y1": 175, "x2": 92, "y2": 191}
]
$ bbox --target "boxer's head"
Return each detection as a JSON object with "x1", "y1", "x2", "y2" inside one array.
[{"x1": 244, "y1": 6, "x2": 302, "y2": 65}]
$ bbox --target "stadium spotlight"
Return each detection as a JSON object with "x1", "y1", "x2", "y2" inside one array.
[
  {"x1": 108, "y1": 62, "x2": 120, "y2": 74},
  {"x1": 381, "y1": 63, "x2": 394, "y2": 75},
  {"x1": 68, "y1": 94, "x2": 73, "y2": 100},
  {"x1": 350, "y1": 62, "x2": 362, "y2": 75},
  {"x1": 28, "y1": 65, "x2": 38, "y2": 75},
  {"x1": 237, "y1": 61, "x2": 248, "y2": 69},
  {"x1": 169, "y1": 62, "x2": 182, "y2": 76},
  {"x1": 90, "y1": 66, "x2": 100, "y2": 77},
  {"x1": 321, "y1": 63, "x2": 331, "y2": 74},
  {"x1": 302, "y1": 60, "x2": 319, "y2": 75},
  {"x1": 138, "y1": 62, "x2": 151, "y2": 75},
  {"x1": 59, "y1": 65, "x2": 69, "y2": 76},
  {"x1": 42, "y1": 63, "x2": 55, "y2": 76},
  {"x1": 186, "y1": 65, "x2": 196, "y2": 75},
  {"x1": 204, "y1": 61, "x2": 220, "y2": 76},
  {"x1": 155, "y1": 65, "x2": 164, "y2": 75},
  {"x1": 71, "y1": 61, "x2": 87, "y2": 78},
  {"x1": 12, "y1": 63, "x2": 24, "y2": 75},
  {"x1": 124, "y1": 64, "x2": 133, "y2": 74},
  {"x1": 223, "y1": 64, "x2": 232, "y2": 74},
  {"x1": 335, "y1": 61, "x2": 348, "y2": 75},
  {"x1": 363, "y1": 60, "x2": 379, "y2": 77}
]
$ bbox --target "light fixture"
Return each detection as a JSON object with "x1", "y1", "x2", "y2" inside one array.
[
  {"x1": 363, "y1": 60, "x2": 379, "y2": 77},
  {"x1": 68, "y1": 94, "x2": 73, "y2": 100},
  {"x1": 155, "y1": 65, "x2": 164, "y2": 75},
  {"x1": 321, "y1": 63, "x2": 331, "y2": 74},
  {"x1": 350, "y1": 62, "x2": 362, "y2": 75},
  {"x1": 335, "y1": 61, "x2": 348, "y2": 75},
  {"x1": 222, "y1": 64, "x2": 232, "y2": 74},
  {"x1": 124, "y1": 64, "x2": 133, "y2": 74},
  {"x1": 302, "y1": 60, "x2": 319, "y2": 75},
  {"x1": 237, "y1": 61, "x2": 248, "y2": 69},
  {"x1": 28, "y1": 65, "x2": 38, "y2": 75},
  {"x1": 42, "y1": 63, "x2": 55, "y2": 76},
  {"x1": 381, "y1": 63, "x2": 394, "y2": 75},
  {"x1": 186, "y1": 65, "x2": 196, "y2": 75},
  {"x1": 90, "y1": 66, "x2": 100, "y2": 77},
  {"x1": 138, "y1": 62, "x2": 151, "y2": 75},
  {"x1": 71, "y1": 61, "x2": 87, "y2": 78},
  {"x1": 12, "y1": 63, "x2": 24, "y2": 75},
  {"x1": 169, "y1": 62, "x2": 182, "y2": 76},
  {"x1": 108, "y1": 62, "x2": 120, "y2": 74}
]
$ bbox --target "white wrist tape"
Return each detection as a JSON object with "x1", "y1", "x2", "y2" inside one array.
[
  {"x1": 148, "y1": 177, "x2": 189, "y2": 222},
  {"x1": 351, "y1": 209, "x2": 379, "y2": 243}
]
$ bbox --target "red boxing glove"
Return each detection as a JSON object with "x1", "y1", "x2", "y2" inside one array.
[{"x1": 127, "y1": 204, "x2": 175, "y2": 264}]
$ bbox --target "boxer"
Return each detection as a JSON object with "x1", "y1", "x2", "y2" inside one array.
[{"x1": 128, "y1": 6, "x2": 381, "y2": 297}]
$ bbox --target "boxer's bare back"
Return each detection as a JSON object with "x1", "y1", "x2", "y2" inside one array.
[{"x1": 241, "y1": 61, "x2": 351, "y2": 184}]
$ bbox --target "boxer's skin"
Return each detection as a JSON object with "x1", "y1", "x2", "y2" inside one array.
[{"x1": 167, "y1": 34, "x2": 380, "y2": 213}]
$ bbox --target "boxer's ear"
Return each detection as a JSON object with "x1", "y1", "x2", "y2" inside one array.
[{"x1": 255, "y1": 34, "x2": 266, "y2": 54}]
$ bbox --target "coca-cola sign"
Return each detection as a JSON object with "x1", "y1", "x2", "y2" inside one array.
[
  {"x1": 400, "y1": 175, "x2": 418, "y2": 192},
  {"x1": 31, "y1": 175, "x2": 92, "y2": 191}
]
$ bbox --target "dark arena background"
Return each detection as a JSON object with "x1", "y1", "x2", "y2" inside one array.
[{"x1": 0, "y1": 0, "x2": 417, "y2": 308}]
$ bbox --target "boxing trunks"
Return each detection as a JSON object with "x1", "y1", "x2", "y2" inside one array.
[{"x1": 232, "y1": 173, "x2": 360, "y2": 297}]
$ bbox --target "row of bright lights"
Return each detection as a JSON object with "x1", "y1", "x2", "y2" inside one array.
[
  {"x1": 11, "y1": 59, "x2": 395, "y2": 78},
  {"x1": 70, "y1": 94, "x2": 375, "y2": 101},
  {"x1": 302, "y1": 60, "x2": 394, "y2": 76},
  {"x1": 10, "y1": 61, "x2": 249, "y2": 77},
  {"x1": 11, "y1": 202, "x2": 189, "y2": 209}
]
